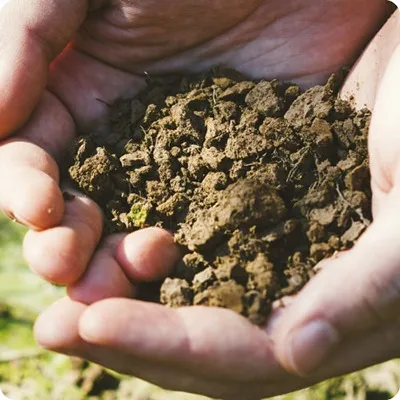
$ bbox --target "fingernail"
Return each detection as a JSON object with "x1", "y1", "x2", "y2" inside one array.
[{"x1": 285, "y1": 320, "x2": 339, "y2": 375}]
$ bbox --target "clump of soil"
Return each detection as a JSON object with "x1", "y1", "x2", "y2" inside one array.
[{"x1": 67, "y1": 68, "x2": 371, "y2": 325}]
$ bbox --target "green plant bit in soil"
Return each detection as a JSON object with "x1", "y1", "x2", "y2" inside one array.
[{"x1": 67, "y1": 68, "x2": 372, "y2": 325}]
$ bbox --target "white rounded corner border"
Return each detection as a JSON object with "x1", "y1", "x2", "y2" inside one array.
[
  {"x1": 390, "y1": 389, "x2": 400, "y2": 400},
  {"x1": 0, "y1": 389, "x2": 12, "y2": 400}
]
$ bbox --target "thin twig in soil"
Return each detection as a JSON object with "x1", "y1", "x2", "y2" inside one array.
[
  {"x1": 287, "y1": 146, "x2": 311, "y2": 182},
  {"x1": 335, "y1": 185, "x2": 371, "y2": 227},
  {"x1": 211, "y1": 87, "x2": 218, "y2": 105}
]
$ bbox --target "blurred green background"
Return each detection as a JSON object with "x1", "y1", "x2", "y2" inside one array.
[{"x1": 0, "y1": 213, "x2": 399, "y2": 400}]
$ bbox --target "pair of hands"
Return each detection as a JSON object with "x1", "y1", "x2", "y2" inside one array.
[{"x1": 1, "y1": 0, "x2": 400, "y2": 398}]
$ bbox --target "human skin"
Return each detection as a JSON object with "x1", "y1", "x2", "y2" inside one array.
[{"x1": 0, "y1": 1, "x2": 398, "y2": 399}]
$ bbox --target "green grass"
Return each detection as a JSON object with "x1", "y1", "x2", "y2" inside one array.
[
  {"x1": 0, "y1": 215, "x2": 63, "y2": 313},
  {"x1": 0, "y1": 215, "x2": 25, "y2": 269}
]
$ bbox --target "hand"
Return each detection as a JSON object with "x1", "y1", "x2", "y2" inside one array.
[
  {"x1": 0, "y1": 0, "x2": 393, "y2": 399},
  {"x1": 273, "y1": 10, "x2": 400, "y2": 376}
]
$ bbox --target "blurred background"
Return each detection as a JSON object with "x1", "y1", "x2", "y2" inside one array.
[{"x1": 0, "y1": 213, "x2": 399, "y2": 400}]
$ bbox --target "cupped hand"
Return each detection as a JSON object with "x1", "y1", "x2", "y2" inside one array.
[{"x1": 0, "y1": 0, "x2": 396, "y2": 399}]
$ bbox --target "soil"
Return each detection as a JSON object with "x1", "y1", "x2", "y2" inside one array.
[{"x1": 67, "y1": 68, "x2": 371, "y2": 325}]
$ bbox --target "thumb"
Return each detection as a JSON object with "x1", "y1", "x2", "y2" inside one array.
[
  {"x1": 0, "y1": 0, "x2": 93, "y2": 137},
  {"x1": 273, "y1": 187, "x2": 400, "y2": 376}
]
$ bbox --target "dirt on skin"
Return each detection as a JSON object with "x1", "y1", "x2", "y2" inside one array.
[{"x1": 67, "y1": 68, "x2": 372, "y2": 325}]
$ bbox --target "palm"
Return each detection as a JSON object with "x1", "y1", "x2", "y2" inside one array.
[{"x1": 50, "y1": 0, "x2": 388, "y2": 132}]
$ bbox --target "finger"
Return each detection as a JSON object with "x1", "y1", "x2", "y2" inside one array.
[
  {"x1": 78, "y1": 298, "x2": 284, "y2": 382},
  {"x1": 34, "y1": 297, "x2": 88, "y2": 351},
  {"x1": 67, "y1": 234, "x2": 135, "y2": 304},
  {"x1": 0, "y1": 91, "x2": 76, "y2": 229},
  {"x1": 115, "y1": 227, "x2": 182, "y2": 282},
  {"x1": 309, "y1": 318, "x2": 400, "y2": 381},
  {"x1": 273, "y1": 186, "x2": 400, "y2": 376},
  {"x1": 0, "y1": 164, "x2": 63, "y2": 229},
  {"x1": 23, "y1": 189, "x2": 102, "y2": 285},
  {"x1": 35, "y1": 298, "x2": 267, "y2": 400},
  {"x1": 0, "y1": 0, "x2": 89, "y2": 136},
  {"x1": 340, "y1": 10, "x2": 400, "y2": 111},
  {"x1": 68, "y1": 228, "x2": 181, "y2": 303},
  {"x1": 339, "y1": 11, "x2": 400, "y2": 219},
  {"x1": 261, "y1": 315, "x2": 400, "y2": 398}
]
